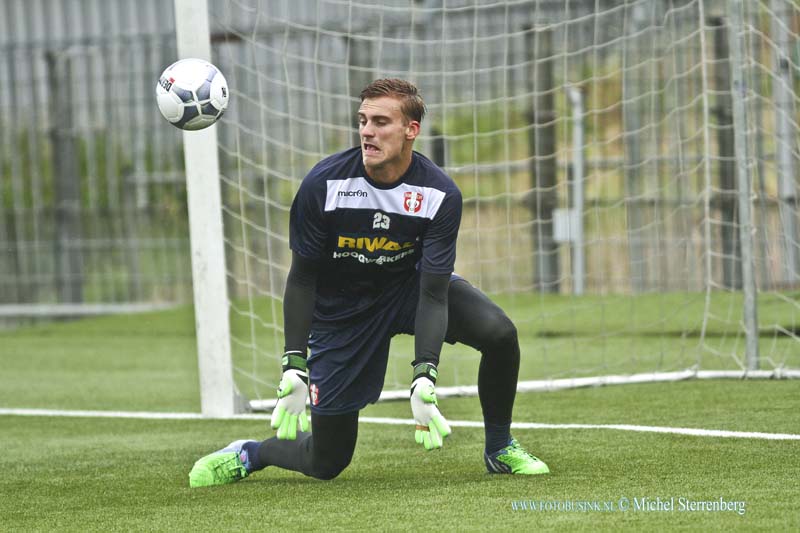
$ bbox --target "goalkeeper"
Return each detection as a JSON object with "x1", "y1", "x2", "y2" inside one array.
[{"x1": 189, "y1": 78, "x2": 549, "y2": 486}]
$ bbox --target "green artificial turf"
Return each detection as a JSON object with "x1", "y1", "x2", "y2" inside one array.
[
  {"x1": 1, "y1": 298, "x2": 798, "y2": 531},
  {"x1": 2, "y1": 385, "x2": 799, "y2": 532}
]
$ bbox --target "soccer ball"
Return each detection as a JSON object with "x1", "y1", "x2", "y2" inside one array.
[{"x1": 156, "y1": 58, "x2": 229, "y2": 131}]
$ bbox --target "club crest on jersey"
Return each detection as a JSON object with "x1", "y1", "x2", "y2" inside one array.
[
  {"x1": 309, "y1": 383, "x2": 319, "y2": 406},
  {"x1": 404, "y1": 191, "x2": 423, "y2": 213}
]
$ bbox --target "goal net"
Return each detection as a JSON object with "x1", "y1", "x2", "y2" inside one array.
[{"x1": 198, "y1": 0, "x2": 800, "y2": 409}]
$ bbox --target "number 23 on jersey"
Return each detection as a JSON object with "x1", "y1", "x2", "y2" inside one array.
[{"x1": 373, "y1": 212, "x2": 390, "y2": 230}]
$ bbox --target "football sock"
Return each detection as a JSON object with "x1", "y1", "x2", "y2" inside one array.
[
  {"x1": 241, "y1": 440, "x2": 266, "y2": 472},
  {"x1": 484, "y1": 421, "x2": 512, "y2": 455}
]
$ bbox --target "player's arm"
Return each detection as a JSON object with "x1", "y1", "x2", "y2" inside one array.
[
  {"x1": 272, "y1": 170, "x2": 327, "y2": 439},
  {"x1": 409, "y1": 185, "x2": 462, "y2": 450},
  {"x1": 270, "y1": 251, "x2": 320, "y2": 439},
  {"x1": 413, "y1": 271, "x2": 449, "y2": 369},
  {"x1": 410, "y1": 271, "x2": 453, "y2": 450},
  {"x1": 283, "y1": 251, "x2": 319, "y2": 354}
]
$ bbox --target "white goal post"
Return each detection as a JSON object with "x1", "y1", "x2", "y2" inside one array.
[{"x1": 174, "y1": 0, "x2": 239, "y2": 417}]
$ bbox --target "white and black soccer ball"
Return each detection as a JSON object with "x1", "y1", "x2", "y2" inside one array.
[{"x1": 156, "y1": 58, "x2": 229, "y2": 131}]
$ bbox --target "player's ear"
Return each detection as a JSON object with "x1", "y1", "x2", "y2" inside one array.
[{"x1": 405, "y1": 120, "x2": 420, "y2": 140}]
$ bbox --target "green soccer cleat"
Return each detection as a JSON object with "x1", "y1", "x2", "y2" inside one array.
[
  {"x1": 484, "y1": 438, "x2": 550, "y2": 475},
  {"x1": 188, "y1": 439, "x2": 256, "y2": 488}
]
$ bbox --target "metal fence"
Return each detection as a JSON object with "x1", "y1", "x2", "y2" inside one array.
[
  {"x1": 1, "y1": 0, "x2": 799, "y2": 315},
  {"x1": 0, "y1": 0, "x2": 187, "y2": 312}
]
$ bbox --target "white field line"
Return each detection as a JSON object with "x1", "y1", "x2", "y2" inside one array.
[
  {"x1": 248, "y1": 370, "x2": 800, "y2": 411},
  {"x1": 1, "y1": 408, "x2": 799, "y2": 441}
]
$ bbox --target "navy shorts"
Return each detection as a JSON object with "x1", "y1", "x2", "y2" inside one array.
[{"x1": 306, "y1": 273, "x2": 461, "y2": 415}]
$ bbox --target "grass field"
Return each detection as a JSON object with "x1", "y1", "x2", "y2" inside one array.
[{"x1": 1, "y1": 300, "x2": 799, "y2": 531}]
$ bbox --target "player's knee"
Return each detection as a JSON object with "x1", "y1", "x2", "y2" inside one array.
[
  {"x1": 312, "y1": 463, "x2": 348, "y2": 480},
  {"x1": 484, "y1": 312, "x2": 518, "y2": 350},
  {"x1": 311, "y1": 456, "x2": 351, "y2": 480}
]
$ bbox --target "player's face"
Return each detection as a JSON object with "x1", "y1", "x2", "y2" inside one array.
[{"x1": 358, "y1": 96, "x2": 420, "y2": 181}]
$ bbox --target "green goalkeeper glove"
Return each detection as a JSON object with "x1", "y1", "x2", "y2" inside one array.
[
  {"x1": 410, "y1": 363, "x2": 452, "y2": 450},
  {"x1": 270, "y1": 351, "x2": 310, "y2": 440}
]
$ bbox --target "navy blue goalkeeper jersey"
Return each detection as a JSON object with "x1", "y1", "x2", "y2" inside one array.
[{"x1": 289, "y1": 146, "x2": 462, "y2": 323}]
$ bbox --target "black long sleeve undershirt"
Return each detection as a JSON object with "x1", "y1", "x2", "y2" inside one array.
[
  {"x1": 412, "y1": 271, "x2": 450, "y2": 368},
  {"x1": 282, "y1": 252, "x2": 319, "y2": 355}
]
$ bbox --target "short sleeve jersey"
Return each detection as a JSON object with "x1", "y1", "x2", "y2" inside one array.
[{"x1": 289, "y1": 147, "x2": 462, "y2": 323}]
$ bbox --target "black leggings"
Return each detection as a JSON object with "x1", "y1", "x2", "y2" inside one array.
[
  {"x1": 257, "y1": 278, "x2": 520, "y2": 480},
  {"x1": 257, "y1": 412, "x2": 359, "y2": 480},
  {"x1": 445, "y1": 278, "x2": 521, "y2": 425}
]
